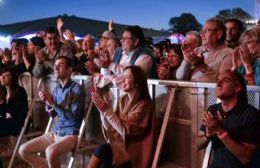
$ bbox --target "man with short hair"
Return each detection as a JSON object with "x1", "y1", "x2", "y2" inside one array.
[
  {"x1": 33, "y1": 27, "x2": 74, "y2": 78},
  {"x1": 225, "y1": 18, "x2": 244, "y2": 49},
  {"x1": 19, "y1": 56, "x2": 86, "y2": 168},
  {"x1": 98, "y1": 30, "x2": 116, "y2": 51},
  {"x1": 75, "y1": 35, "x2": 98, "y2": 75},
  {"x1": 176, "y1": 30, "x2": 201, "y2": 80},
  {"x1": 197, "y1": 70, "x2": 260, "y2": 168},
  {"x1": 178, "y1": 18, "x2": 233, "y2": 82},
  {"x1": 99, "y1": 25, "x2": 157, "y2": 78}
]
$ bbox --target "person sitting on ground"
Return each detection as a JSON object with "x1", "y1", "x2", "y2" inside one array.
[
  {"x1": 0, "y1": 67, "x2": 28, "y2": 137},
  {"x1": 19, "y1": 56, "x2": 86, "y2": 168},
  {"x1": 197, "y1": 70, "x2": 260, "y2": 168},
  {"x1": 88, "y1": 66, "x2": 156, "y2": 168}
]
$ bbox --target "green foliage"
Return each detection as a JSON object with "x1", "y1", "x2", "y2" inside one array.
[
  {"x1": 215, "y1": 8, "x2": 252, "y2": 22},
  {"x1": 168, "y1": 13, "x2": 202, "y2": 34}
]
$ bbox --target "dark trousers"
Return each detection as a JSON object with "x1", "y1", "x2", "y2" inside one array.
[
  {"x1": 0, "y1": 159, "x2": 3, "y2": 168},
  {"x1": 94, "y1": 143, "x2": 132, "y2": 168}
]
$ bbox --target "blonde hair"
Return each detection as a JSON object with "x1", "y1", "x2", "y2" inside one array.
[{"x1": 240, "y1": 27, "x2": 260, "y2": 43}]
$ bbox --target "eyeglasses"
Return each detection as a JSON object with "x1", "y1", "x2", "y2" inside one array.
[
  {"x1": 200, "y1": 28, "x2": 219, "y2": 34},
  {"x1": 101, "y1": 36, "x2": 109, "y2": 40},
  {"x1": 245, "y1": 40, "x2": 259, "y2": 44},
  {"x1": 121, "y1": 37, "x2": 133, "y2": 41}
]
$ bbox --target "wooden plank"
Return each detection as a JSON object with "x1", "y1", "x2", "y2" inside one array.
[{"x1": 152, "y1": 87, "x2": 176, "y2": 168}]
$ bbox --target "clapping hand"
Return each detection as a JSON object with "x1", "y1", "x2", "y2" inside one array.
[
  {"x1": 202, "y1": 111, "x2": 224, "y2": 137},
  {"x1": 98, "y1": 50, "x2": 111, "y2": 68},
  {"x1": 85, "y1": 61, "x2": 98, "y2": 75},
  {"x1": 231, "y1": 48, "x2": 242, "y2": 71},
  {"x1": 91, "y1": 89, "x2": 109, "y2": 112},
  {"x1": 158, "y1": 63, "x2": 170, "y2": 80},
  {"x1": 38, "y1": 87, "x2": 54, "y2": 106},
  {"x1": 35, "y1": 47, "x2": 46, "y2": 64}
]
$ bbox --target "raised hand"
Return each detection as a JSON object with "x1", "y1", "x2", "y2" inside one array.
[
  {"x1": 98, "y1": 49, "x2": 111, "y2": 68},
  {"x1": 231, "y1": 48, "x2": 242, "y2": 71},
  {"x1": 57, "y1": 17, "x2": 64, "y2": 32},
  {"x1": 108, "y1": 19, "x2": 114, "y2": 31},
  {"x1": 239, "y1": 44, "x2": 254, "y2": 74},
  {"x1": 21, "y1": 44, "x2": 27, "y2": 58},
  {"x1": 64, "y1": 29, "x2": 75, "y2": 42}
]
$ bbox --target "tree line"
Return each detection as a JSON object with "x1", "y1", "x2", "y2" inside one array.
[{"x1": 168, "y1": 8, "x2": 253, "y2": 34}]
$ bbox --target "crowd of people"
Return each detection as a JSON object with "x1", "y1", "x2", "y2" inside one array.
[{"x1": 0, "y1": 17, "x2": 259, "y2": 168}]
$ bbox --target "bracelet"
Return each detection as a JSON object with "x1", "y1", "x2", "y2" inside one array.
[{"x1": 217, "y1": 131, "x2": 228, "y2": 139}]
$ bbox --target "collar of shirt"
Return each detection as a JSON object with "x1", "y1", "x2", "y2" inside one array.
[
  {"x1": 57, "y1": 78, "x2": 73, "y2": 89},
  {"x1": 122, "y1": 50, "x2": 135, "y2": 57},
  {"x1": 219, "y1": 101, "x2": 246, "y2": 118}
]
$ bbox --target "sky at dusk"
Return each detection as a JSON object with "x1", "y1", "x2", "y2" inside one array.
[{"x1": 0, "y1": 0, "x2": 255, "y2": 30}]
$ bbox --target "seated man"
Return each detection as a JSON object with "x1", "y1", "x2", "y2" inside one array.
[
  {"x1": 19, "y1": 56, "x2": 86, "y2": 168},
  {"x1": 197, "y1": 70, "x2": 260, "y2": 168}
]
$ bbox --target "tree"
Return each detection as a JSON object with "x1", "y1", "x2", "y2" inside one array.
[
  {"x1": 168, "y1": 13, "x2": 202, "y2": 34},
  {"x1": 215, "y1": 8, "x2": 253, "y2": 22}
]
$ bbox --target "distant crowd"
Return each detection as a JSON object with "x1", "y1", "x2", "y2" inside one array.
[{"x1": 0, "y1": 18, "x2": 259, "y2": 85}]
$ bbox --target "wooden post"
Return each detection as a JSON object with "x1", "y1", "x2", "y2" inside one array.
[{"x1": 152, "y1": 87, "x2": 176, "y2": 168}]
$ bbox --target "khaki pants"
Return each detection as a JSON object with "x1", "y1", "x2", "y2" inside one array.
[{"x1": 19, "y1": 132, "x2": 77, "y2": 168}]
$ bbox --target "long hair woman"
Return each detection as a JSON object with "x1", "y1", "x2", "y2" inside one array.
[
  {"x1": 89, "y1": 66, "x2": 156, "y2": 168},
  {"x1": 0, "y1": 67, "x2": 28, "y2": 136}
]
